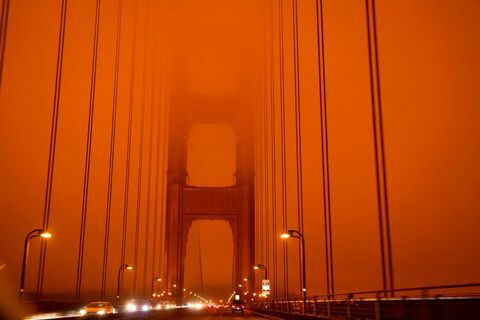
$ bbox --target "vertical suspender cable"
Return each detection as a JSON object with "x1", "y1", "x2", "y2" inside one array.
[
  {"x1": 119, "y1": 0, "x2": 139, "y2": 297},
  {"x1": 269, "y1": 0, "x2": 278, "y2": 298},
  {"x1": 365, "y1": 0, "x2": 394, "y2": 295},
  {"x1": 132, "y1": 2, "x2": 149, "y2": 294},
  {"x1": 197, "y1": 222, "x2": 204, "y2": 295},
  {"x1": 0, "y1": 0, "x2": 11, "y2": 90},
  {"x1": 150, "y1": 3, "x2": 161, "y2": 293},
  {"x1": 36, "y1": 0, "x2": 69, "y2": 298},
  {"x1": 100, "y1": 0, "x2": 124, "y2": 300},
  {"x1": 261, "y1": 0, "x2": 269, "y2": 279},
  {"x1": 277, "y1": 0, "x2": 289, "y2": 298},
  {"x1": 291, "y1": 0, "x2": 305, "y2": 295},
  {"x1": 254, "y1": 0, "x2": 263, "y2": 292},
  {"x1": 156, "y1": 1, "x2": 169, "y2": 280},
  {"x1": 143, "y1": 4, "x2": 155, "y2": 296},
  {"x1": 315, "y1": 0, "x2": 334, "y2": 298},
  {"x1": 157, "y1": 68, "x2": 169, "y2": 285},
  {"x1": 262, "y1": 0, "x2": 271, "y2": 277},
  {"x1": 75, "y1": 0, "x2": 102, "y2": 301}
]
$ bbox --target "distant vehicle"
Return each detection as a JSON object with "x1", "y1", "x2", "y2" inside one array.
[
  {"x1": 206, "y1": 303, "x2": 217, "y2": 311},
  {"x1": 120, "y1": 299, "x2": 152, "y2": 312},
  {"x1": 231, "y1": 300, "x2": 245, "y2": 313},
  {"x1": 79, "y1": 301, "x2": 115, "y2": 316}
]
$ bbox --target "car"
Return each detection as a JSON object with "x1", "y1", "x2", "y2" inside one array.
[
  {"x1": 231, "y1": 300, "x2": 245, "y2": 313},
  {"x1": 79, "y1": 301, "x2": 115, "y2": 316},
  {"x1": 120, "y1": 299, "x2": 152, "y2": 312}
]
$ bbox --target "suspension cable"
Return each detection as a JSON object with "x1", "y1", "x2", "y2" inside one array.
[
  {"x1": 36, "y1": 0, "x2": 69, "y2": 298},
  {"x1": 119, "y1": 0, "x2": 139, "y2": 298},
  {"x1": 100, "y1": 0, "x2": 124, "y2": 301},
  {"x1": 315, "y1": 0, "x2": 334, "y2": 298},
  {"x1": 157, "y1": 61, "x2": 170, "y2": 286},
  {"x1": 143, "y1": 2, "x2": 155, "y2": 296},
  {"x1": 291, "y1": 0, "x2": 306, "y2": 296},
  {"x1": 262, "y1": 0, "x2": 271, "y2": 279},
  {"x1": 197, "y1": 222, "x2": 204, "y2": 295},
  {"x1": 156, "y1": 1, "x2": 169, "y2": 280},
  {"x1": 132, "y1": 2, "x2": 149, "y2": 294},
  {"x1": 0, "y1": 0, "x2": 11, "y2": 90},
  {"x1": 75, "y1": 0, "x2": 102, "y2": 301},
  {"x1": 269, "y1": 0, "x2": 278, "y2": 298},
  {"x1": 278, "y1": 0, "x2": 289, "y2": 298},
  {"x1": 365, "y1": 0, "x2": 394, "y2": 295},
  {"x1": 150, "y1": 2, "x2": 162, "y2": 294}
]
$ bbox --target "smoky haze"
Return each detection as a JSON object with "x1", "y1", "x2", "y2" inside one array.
[{"x1": 0, "y1": 0, "x2": 479, "y2": 306}]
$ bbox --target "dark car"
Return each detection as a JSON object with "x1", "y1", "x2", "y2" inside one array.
[{"x1": 231, "y1": 300, "x2": 245, "y2": 313}]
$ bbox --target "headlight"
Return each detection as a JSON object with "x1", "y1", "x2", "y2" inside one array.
[
  {"x1": 97, "y1": 310, "x2": 106, "y2": 315},
  {"x1": 126, "y1": 303, "x2": 137, "y2": 312},
  {"x1": 142, "y1": 304, "x2": 150, "y2": 311},
  {"x1": 79, "y1": 309, "x2": 87, "y2": 315}
]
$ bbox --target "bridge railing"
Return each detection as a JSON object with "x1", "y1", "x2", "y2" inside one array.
[{"x1": 250, "y1": 283, "x2": 480, "y2": 320}]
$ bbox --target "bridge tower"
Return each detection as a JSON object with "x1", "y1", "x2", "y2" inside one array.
[{"x1": 163, "y1": 99, "x2": 255, "y2": 304}]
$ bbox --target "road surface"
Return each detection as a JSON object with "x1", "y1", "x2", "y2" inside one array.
[
  {"x1": 146, "y1": 309, "x2": 270, "y2": 319},
  {"x1": 25, "y1": 309, "x2": 275, "y2": 320}
]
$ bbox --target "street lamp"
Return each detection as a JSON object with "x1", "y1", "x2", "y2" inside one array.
[
  {"x1": 253, "y1": 264, "x2": 268, "y2": 280},
  {"x1": 116, "y1": 264, "x2": 133, "y2": 308},
  {"x1": 20, "y1": 229, "x2": 52, "y2": 299},
  {"x1": 281, "y1": 230, "x2": 307, "y2": 303},
  {"x1": 151, "y1": 277, "x2": 162, "y2": 298}
]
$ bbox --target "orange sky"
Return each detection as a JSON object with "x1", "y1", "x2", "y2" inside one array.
[{"x1": 1, "y1": 0, "x2": 480, "y2": 304}]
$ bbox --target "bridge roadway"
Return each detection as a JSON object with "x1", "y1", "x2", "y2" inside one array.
[
  {"x1": 27, "y1": 309, "x2": 274, "y2": 320},
  {"x1": 143, "y1": 309, "x2": 269, "y2": 319}
]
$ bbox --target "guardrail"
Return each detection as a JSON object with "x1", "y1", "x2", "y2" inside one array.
[{"x1": 250, "y1": 283, "x2": 480, "y2": 320}]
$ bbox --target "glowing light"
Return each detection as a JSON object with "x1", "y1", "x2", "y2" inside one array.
[
  {"x1": 96, "y1": 310, "x2": 105, "y2": 315},
  {"x1": 126, "y1": 303, "x2": 137, "y2": 312},
  {"x1": 79, "y1": 309, "x2": 87, "y2": 315},
  {"x1": 40, "y1": 232, "x2": 52, "y2": 238},
  {"x1": 280, "y1": 232, "x2": 290, "y2": 239}
]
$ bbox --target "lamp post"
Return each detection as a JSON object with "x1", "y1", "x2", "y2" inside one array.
[
  {"x1": 116, "y1": 264, "x2": 133, "y2": 308},
  {"x1": 281, "y1": 230, "x2": 307, "y2": 304},
  {"x1": 254, "y1": 264, "x2": 268, "y2": 297},
  {"x1": 253, "y1": 264, "x2": 268, "y2": 280},
  {"x1": 19, "y1": 229, "x2": 52, "y2": 299},
  {"x1": 151, "y1": 277, "x2": 162, "y2": 299}
]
